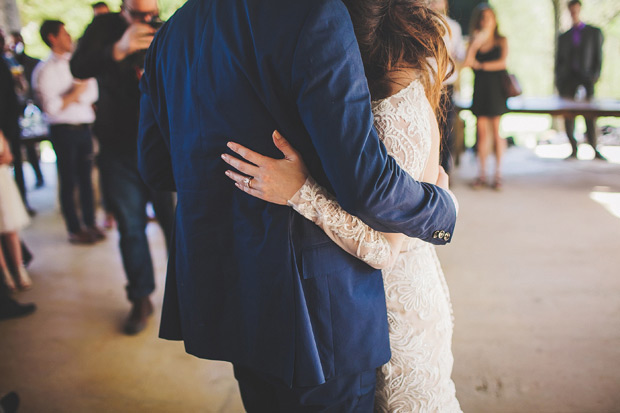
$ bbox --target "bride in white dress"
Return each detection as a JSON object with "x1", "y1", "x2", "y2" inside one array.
[{"x1": 222, "y1": 1, "x2": 461, "y2": 411}]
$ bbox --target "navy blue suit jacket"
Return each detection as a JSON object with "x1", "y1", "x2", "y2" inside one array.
[{"x1": 138, "y1": 0, "x2": 457, "y2": 387}]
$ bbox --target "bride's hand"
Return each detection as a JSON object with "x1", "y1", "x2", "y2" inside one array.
[{"x1": 221, "y1": 130, "x2": 309, "y2": 205}]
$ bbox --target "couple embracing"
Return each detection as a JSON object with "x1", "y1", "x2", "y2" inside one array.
[{"x1": 138, "y1": 0, "x2": 461, "y2": 411}]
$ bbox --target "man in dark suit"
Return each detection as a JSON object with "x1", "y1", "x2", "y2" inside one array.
[
  {"x1": 138, "y1": 0, "x2": 458, "y2": 410},
  {"x1": 555, "y1": 0, "x2": 605, "y2": 160}
]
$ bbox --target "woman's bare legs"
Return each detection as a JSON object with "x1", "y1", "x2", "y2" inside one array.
[
  {"x1": 474, "y1": 116, "x2": 490, "y2": 187},
  {"x1": 491, "y1": 115, "x2": 505, "y2": 189},
  {"x1": 4, "y1": 232, "x2": 32, "y2": 290}
]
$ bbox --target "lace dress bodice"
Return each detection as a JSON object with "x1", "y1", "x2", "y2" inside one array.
[
  {"x1": 288, "y1": 78, "x2": 461, "y2": 412},
  {"x1": 371, "y1": 79, "x2": 431, "y2": 180}
]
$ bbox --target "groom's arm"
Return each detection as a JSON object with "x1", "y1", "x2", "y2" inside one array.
[
  {"x1": 137, "y1": 74, "x2": 176, "y2": 192},
  {"x1": 291, "y1": 0, "x2": 456, "y2": 244}
]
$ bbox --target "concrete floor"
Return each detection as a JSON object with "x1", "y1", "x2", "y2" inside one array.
[{"x1": 1, "y1": 143, "x2": 619, "y2": 412}]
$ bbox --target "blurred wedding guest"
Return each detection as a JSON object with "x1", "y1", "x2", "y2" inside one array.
[
  {"x1": 92, "y1": 2, "x2": 110, "y2": 16},
  {"x1": 0, "y1": 130, "x2": 32, "y2": 291},
  {"x1": 555, "y1": 0, "x2": 604, "y2": 160},
  {"x1": 0, "y1": 392, "x2": 20, "y2": 413},
  {"x1": 428, "y1": 0, "x2": 465, "y2": 174},
  {"x1": 9, "y1": 31, "x2": 45, "y2": 189},
  {"x1": 33, "y1": 20, "x2": 104, "y2": 244},
  {"x1": 464, "y1": 3, "x2": 508, "y2": 190},
  {"x1": 0, "y1": 282, "x2": 35, "y2": 320},
  {"x1": 71, "y1": 0, "x2": 175, "y2": 335},
  {"x1": 0, "y1": 31, "x2": 34, "y2": 215}
]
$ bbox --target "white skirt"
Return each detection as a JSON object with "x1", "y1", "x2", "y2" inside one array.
[{"x1": 0, "y1": 165, "x2": 30, "y2": 233}]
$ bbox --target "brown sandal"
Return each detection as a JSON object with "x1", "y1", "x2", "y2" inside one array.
[
  {"x1": 492, "y1": 176, "x2": 502, "y2": 191},
  {"x1": 471, "y1": 177, "x2": 486, "y2": 190}
]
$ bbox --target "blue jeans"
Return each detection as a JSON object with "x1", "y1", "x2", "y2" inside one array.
[
  {"x1": 97, "y1": 150, "x2": 174, "y2": 301},
  {"x1": 49, "y1": 124, "x2": 95, "y2": 234}
]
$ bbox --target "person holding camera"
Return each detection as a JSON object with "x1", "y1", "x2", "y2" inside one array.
[{"x1": 70, "y1": 0, "x2": 174, "y2": 335}]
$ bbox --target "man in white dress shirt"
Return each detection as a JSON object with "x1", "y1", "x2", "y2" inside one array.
[{"x1": 33, "y1": 20, "x2": 104, "y2": 244}]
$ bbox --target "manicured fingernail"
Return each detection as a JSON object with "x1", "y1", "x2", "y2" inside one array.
[
  {"x1": 227, "y1": 142, "x2": 235, "y2": 149},
  {"x1": 221, "y1": 154, "x2": 227, "y2": 160},
  {"x1": 225, "y1": 170, "x2": 231, "y2": 176}
]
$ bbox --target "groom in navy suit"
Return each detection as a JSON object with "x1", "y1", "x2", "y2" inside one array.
[{"x1": 138, "y1": 0, "x2": 457, "y2": 410}]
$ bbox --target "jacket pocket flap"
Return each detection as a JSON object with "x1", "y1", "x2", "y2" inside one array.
[{"x1": 301, "y1": 242, "x2": 349, "y2": 279}]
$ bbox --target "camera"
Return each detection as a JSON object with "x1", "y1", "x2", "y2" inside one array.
[{"x1": 148, "y1": 17, "x2": 165, "y2": 30}]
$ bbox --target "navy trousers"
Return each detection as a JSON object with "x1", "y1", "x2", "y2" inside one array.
[
  {"x1": 559, "y1": 79, "x2": 599, "y2": 155},
  {"x1": 49, "y1": 124, "x2": 96, "y2": 234},
  {"x1": 97, "y1": 150, "x2": 174, "y2": 301},
  {"x1": 233, "y1": 365, "x2": 377, "y2": 412}
]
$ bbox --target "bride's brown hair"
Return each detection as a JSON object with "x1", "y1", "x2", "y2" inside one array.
[{"x1": 343, "y1": 0, "x2": 453, "y2": 116}]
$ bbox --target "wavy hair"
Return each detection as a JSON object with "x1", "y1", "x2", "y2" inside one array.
[
  {"x1": 469, "y1": 3, "x2": 504, "y2": 42},
  {"x1": 342, "y1": 0, "x2": 453, "y2": 116}
]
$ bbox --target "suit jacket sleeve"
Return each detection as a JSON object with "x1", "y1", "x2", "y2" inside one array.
[
  {"x1": 591, "y1": 27, "x2": 603, "y2": 83},
  {"x1": 555, "y1": 34, "x2": 566, "y2": 89},
  {"x1": 290, "y1": 1, "x2": 456, "y2": 244},
  {"x1": 70, "y1": 15, "x2": 120, "y2": 80},
  {"x1": 137, "y1": 74, "x2": 176, "y2": 192},
  {"x1": 0, "y1": 60, "x2": 19, "y2": 138}
]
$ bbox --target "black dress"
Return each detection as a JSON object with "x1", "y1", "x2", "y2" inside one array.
[{"x1": 470, "y1": 45, "x2": 508, "y2": 117}]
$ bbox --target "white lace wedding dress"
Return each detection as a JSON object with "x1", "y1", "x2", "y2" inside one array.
[{"x1": 288, "y1": 79, "x2": 461, "y2": 412}]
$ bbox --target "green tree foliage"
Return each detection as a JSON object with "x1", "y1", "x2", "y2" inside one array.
[
  {"x1": 16, "y1": 0, "x2": 620, "y2": 99},
  {"x1": 16, "y1": 0, "x2": 186, "y2": 59}
]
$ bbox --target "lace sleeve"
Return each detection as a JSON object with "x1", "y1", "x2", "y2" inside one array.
[{"x1": 288, "y1": 176, "x2": 398, "y2": 269}]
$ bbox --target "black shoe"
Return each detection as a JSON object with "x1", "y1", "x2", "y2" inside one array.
[
  {"x1": 0, "y1": 297, "x2": 36, "y2": 321},
  {"x1": 68, "y1": 230, "x2": 97, "y2": 245},
  {"x1": 0, "y1": 392, "x2": 20, "y2": 413},
  {"x1": 594, "y1": 151, "x2": 607, "y2": 161},
  {"x1": 87, "y1": 226, "x2": 106, "y2": 241},
  {"x1": 123, "y1": 296, "x2": 154, "y2": 335}
]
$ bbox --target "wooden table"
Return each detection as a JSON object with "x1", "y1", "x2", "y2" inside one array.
[
  {"x1": 454, "y1": 95, "x2": 620, "y2": 117},
  {"x1": 451, "y1": 96, "x2": 620, "y2": 164}
]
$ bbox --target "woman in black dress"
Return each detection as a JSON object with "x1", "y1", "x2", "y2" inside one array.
[{"x1": 464, "y1": 3, "x2": 508, "y2": 190}]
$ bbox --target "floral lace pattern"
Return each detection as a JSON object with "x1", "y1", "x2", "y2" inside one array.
[
  {"x1": 288, "y1": 176, "x2": 393, "y2": 269},
  {"x1": 288, "y1": 79, "x2": 461, "y2": 412}
]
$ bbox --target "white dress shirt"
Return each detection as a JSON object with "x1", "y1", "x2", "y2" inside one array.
[
  {"x1": 32, "y1": 52, "x2": 98, "y2": 125},
  {"x1": 443, "y1": 16, "x2": 465, "y2": 86}
]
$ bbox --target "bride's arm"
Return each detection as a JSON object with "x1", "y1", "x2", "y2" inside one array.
[
  {"x1": 422, "y1": 104, "x2": 441, "y2": 184},
  {"x1": 287, "y1": 175, "x2": 404, "y2": 269},
  {"x1": 222, "y1": 131, "x2": 403, "y2": 269},
  {"x1": 422, "y1": 103, "x2": 459, "y2": 213}
]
